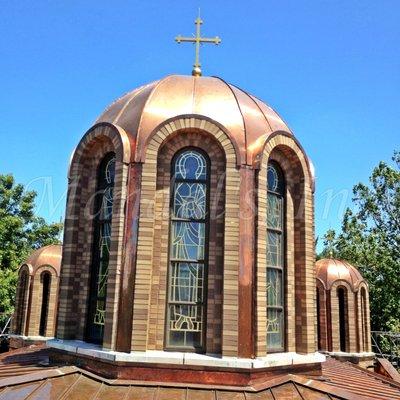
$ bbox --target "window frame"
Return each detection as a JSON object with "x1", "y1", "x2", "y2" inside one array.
[
  {"x1": 39, "y1": 271, "x2": 51, "y2": 337},
  {"x1": 164, "y1": 147, "x2": 211, "y2": 353},
  {"x1": 266, "y1": 161, "x2": 287, "y2": 353},
  {"x1": 85, "y1": 152, "x2": 116, "y2": 344}
]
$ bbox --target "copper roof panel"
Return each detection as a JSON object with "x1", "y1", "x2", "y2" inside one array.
[
  {"x1": 245, "y1": 390, "x2": 274, "y2": 400},
  {"x1": 27, "y1": 374, "x2": 80, "y2": 400},
  {"x1": 136, "y1": 75, "x2": 195, "y2": 157},
  {"x1": 186, "y1": 389, "x2": 216, "y2": 400},
  {"x1": 98, "y1": 90, "x2": 139, "y2": 125},
  {"x1": 63, "y1": 375, "x2": 101, "y2": 400},
  {"x1": 216, "y1": 391, "x2": 246, "y2": 400},
  {"x1": 271, "y1": 382, "x2": 303, "y2": 399},
  {"x1": 0, "y1": 382, "x2": 41, "y2": 400},
  {"x1": 156, "y1": 387, "x2": 187, "y2": 400},
  {"x1": 194, "y1": 76, "x2": 246, "y2": 163},
  {"x1": 93, "y1": 384, "x2": 130, "y2": 400},
  {"x1": 113, "y1": 82, "x2": 159, "y2": 136},
  {"x1": 228, "y1": 84, "x2": 272, "y2": 165},
  {"x1": 295, "y1": 384, "x2": 331, "y2": 399},
  {"x1": 126, "y1": 387, "x2": 157, "y2": 400}
]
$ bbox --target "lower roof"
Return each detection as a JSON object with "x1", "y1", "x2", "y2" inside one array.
[{"x1": 0, "y1": 346, "x2": 399, "y2": 400}]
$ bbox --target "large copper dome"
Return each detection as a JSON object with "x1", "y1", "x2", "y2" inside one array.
[
  {"x1": 316, "y1": 258, "x2": 366, "y2": 291},
  {"x1": 95, "y1": 74, "x2": 293, "y2": 166}
]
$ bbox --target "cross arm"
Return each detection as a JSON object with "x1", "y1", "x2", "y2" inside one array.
[
  {"x1": 198, "y1": 36, "x2": 221, "y2": 45},
  {"x1": 175, "y1": 35, "x2": 196, "y2": 43}
]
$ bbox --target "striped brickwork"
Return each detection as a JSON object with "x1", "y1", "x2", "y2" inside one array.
[{"x1": 56, "y1": 123, "x2": 131, "y2": 350}]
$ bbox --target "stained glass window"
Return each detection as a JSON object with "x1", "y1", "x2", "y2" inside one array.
[
  {"x1": 266, "y1": 162, "x2": 285, "y2": 351},
  {"x1": 86, "y1": 153, "x2": 116, "y2": 344},
  {"x1": 166, "y1": 149, "x2": 209, "y2": 351}
]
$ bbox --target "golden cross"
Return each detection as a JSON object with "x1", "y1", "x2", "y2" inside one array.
[{"x1": 175, "y1": 12, "x2": 221, "y2": 77}]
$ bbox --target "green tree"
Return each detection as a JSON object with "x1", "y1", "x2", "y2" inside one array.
[
  {"x1": 0, "y1": 174, "x2": 62, "y2": 325},
  {"x1": 320, "y1": 151, "x2": 400, "y2": 332}
]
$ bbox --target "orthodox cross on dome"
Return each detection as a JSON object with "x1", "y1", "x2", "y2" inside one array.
[{"x1": 175, "y1": 11, "x2": 221, "y2": 77}]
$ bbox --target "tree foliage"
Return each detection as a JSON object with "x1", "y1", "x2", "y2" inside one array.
[
  {"x1": 320, "y1": 151, "x2": 400, "y2": 331},
  {"x1": 0, "y1": 174, "x2": 62, "y2": 323}
]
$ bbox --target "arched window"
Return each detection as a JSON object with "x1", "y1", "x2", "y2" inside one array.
[
  {"x1": 360, "y1": 287, "x2": 368, "y2": 351},
  {"x1": 16, "y1": 269, "x2": 29, "y2": 335},
  {"x1": 338, "y1": 287, "x2": 347, "y2": 352},
  {"x1": 86, "y1": 153, "x2": 116, "y2": 344},
  {"x1": 266, "y1": 162, "x2": 285, "y2": 352},
  {"x1": 39, "y1": 272, "x2": 51, "y2": 336},
  {"x1": 165, "y1": 149, "x2": 209, "y2": 352},
  {"x1": 316, "y1": 288, "x2": 321, "y2": 350}
]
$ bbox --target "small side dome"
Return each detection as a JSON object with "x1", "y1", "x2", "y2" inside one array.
[
  {"x1": 316, "y1": 258, "x2": 365, "y2": 291},
  {"x1": 23, "y1": 244, "x2": 62, "y2": 276}
]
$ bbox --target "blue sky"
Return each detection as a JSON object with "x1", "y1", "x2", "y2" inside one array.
[{"x1": 0, "y1": 1, "x2": 398, "y2": 250}]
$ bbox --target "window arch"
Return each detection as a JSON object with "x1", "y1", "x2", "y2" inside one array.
[
  {"x1": 39, "y1": 272, "x2": 51, "y2": 336},
  {"x1": 165, "y1": 148, "x2": 210, "y2": 352},
  {"x1": 86, "y1": 152, "x2": 116, "y2": 344},
  {"x1": 266, "y1": 161, "x2": 285, "y2": 352}
]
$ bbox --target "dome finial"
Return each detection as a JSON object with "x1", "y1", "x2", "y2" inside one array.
[{"x1": 175, "y1": 10, "x2": 221, "y2": 76}]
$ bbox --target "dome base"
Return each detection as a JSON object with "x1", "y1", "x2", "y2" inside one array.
[{"x1": 47, "y1": 339, "x2": 325, "y2": 386}]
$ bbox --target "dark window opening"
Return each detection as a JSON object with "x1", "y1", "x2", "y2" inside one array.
[
  {"x1": 361, "y1": 288, "x2": 368, "y2": 352},
  {"x1": 39, "y1": 272, "x2": 51, "y2": 336},
  {"x1": 16, "y1": 270, "x2": 28, "y2": 334},
  {"x1": 338, "y1": 287, "x2": 347, "y2": 352},
  {"x1": 316, "y1": 288, "x2": 321, "y2": 350}
]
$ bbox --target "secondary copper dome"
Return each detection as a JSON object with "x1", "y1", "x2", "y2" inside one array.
[
  {"x1": 95, "y1": 74, "x2": 293, "y2": 166},
  {"x1": 316, "y1": 258, "x2": 365, "y2": 291},
  {"x1": 23, "y1": 244, "x2": 62, "y2": 276}
]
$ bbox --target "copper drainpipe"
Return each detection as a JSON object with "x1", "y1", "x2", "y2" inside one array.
[
  {"x1": 238, "y1": 166, "x2": 256, "y2": 358},
  {"x1": 115, "y1": 162, "x2": 142, "y2": 352}
]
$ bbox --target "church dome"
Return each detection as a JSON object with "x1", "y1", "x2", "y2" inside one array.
[
  {"x1": 23, "y1": 244, "x2": 62, "y2": 275},
  {"x1": 95, "y1": 74, "x2": 292, "y2": 166},
  {"x1": 316, "y1": 258, "x2": 365, "y2": 291}
]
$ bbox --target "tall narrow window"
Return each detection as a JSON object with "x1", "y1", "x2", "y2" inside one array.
[
  {"x1": 338, "y1": 287, "x2": 347, "y2": 352},
  {"x1": 360, "y1": 288, "x2": 368, "y2": 351},
  {"x1": 316, "y1": 288, "x2": 321, "y2": 350},
  {"x1": 16, "y1": 270, "x2": 28, "y2": 335},
  {"x1": 266, "y1": 162, "x2": 285, "y2": 352},
  {"x1": 86, "y1": 153, "x2": 116, "y2": 344},
  {"x1": 39, "y1": 272, "x2": 51, "y2": 336},
  {"x1": 166, "y1": 149, "x2": 209, "y2": 352}
]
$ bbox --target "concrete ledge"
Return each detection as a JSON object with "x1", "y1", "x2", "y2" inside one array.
[
  {"x1": 47, "y1": 339, "x2": 325, "y2": 369},
  {"x1": 9, "y1": 334, "x2": 54, "y2": 341}
]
